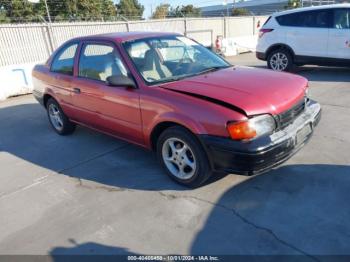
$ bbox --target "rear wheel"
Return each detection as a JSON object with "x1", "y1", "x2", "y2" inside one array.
[
  {"x1": 267, "y1": 49, "x2": 294, "y2": 72},
  {"x1": 46, "y1": 98, "x2": 76, "y2": 135},
  {"x1": 157, "y1": 126, "x2": 212, "y2": 188}
]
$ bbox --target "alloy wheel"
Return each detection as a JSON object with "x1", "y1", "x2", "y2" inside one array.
[
  {"x1": 48, "y1": 103, "x2": 64, "y2": 131},
  {"x1": 161, "y1": 138, "x2": 197, "y2": 180},
  {"x1": 270, "y1": 52, "x2": 289, "y2": 71}
]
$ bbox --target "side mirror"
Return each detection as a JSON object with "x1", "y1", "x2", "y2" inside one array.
[{"x1": 106, "y1": 75, "x2": 137, "y2": 89}]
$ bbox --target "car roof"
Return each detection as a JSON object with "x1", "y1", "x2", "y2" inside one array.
[
  {"x1": 72, "y1": 31, "x2": 182, "y2": 43},
  {"x1": 272, "y1": 3, "x2": 350, "y2": 16}
]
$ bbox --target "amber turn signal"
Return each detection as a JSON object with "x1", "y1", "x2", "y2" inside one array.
[{"x1": 227, "y1": 121, "x2": 257, "y2": 140}]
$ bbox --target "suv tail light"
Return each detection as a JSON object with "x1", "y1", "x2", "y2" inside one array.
[
  {"x1": 215, "y1": 36, "x2": 222, "y2": 51},
  {"x1": 259, "y1": 29, "x2": 274, "y2": 39}
]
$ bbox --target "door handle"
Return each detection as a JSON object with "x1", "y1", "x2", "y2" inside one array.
[{"x1": 73, "y1": 88, "x2": 81, "y2": 94}]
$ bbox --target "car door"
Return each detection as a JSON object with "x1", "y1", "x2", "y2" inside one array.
[
  {"x1": 49, "y1": 42, "x2": 79, "y2": 117},
  {"x1": 279, "y1": 9, "x2": 330, "y2": 58},
  {"x1": 328, "y1": 8, "x2": 350, "y2": 59},
  {"x1": 71, "y1": 41, "x2": 144, "y2": 145}
]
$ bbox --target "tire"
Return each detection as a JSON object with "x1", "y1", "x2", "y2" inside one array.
[
  {"x1": 267, "y1": 48, "x2": 294, "y2": 72},
  {"x1": 156, "y1": 126, "x2": 212, "y2": 188},
  {"x1": 46, "y1": 98, "x2": 76, "y2": 135}
]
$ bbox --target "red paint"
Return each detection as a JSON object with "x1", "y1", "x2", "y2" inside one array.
[{"x1": 32, "y1": 32, "x2": 308, "y2": 150}]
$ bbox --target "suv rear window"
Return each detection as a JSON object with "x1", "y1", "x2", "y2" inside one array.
[{"x1": 276, "y1": 10, "x2": 331, "y2": 28}]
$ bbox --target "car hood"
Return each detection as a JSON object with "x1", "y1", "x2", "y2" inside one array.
[{"x1": 161, "y1": 66, "x2": 308, "y2": 116}]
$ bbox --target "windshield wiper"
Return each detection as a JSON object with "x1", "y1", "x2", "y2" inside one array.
[
  {"x1": 152, "y1": 66, "x2": 230, "y2": 85},
  {"x1": 153, "y1": 74, "x2": 193, "y2": 84},
  {"x1": 196, "y1": 66, "x2": 230, "y2": 76}
]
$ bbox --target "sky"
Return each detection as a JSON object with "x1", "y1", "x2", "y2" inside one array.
[{"x1": 114, "y1": 0, "x2": 229, "y2": 19}]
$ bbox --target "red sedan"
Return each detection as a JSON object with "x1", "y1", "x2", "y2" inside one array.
[{"x1": 32, "y1": 32, "x2": 321, "y2": 187}]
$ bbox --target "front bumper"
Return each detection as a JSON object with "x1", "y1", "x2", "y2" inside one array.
[{"x1": 200, "y1": 100, "x2": 321, "y2": 175}]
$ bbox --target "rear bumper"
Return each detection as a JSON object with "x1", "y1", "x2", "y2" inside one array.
[
  {"x1": 200, "y1": 100, "x2": 321, "y2": 175},
  {"x1": 256, "y1": 51, "x2": 267, "y2": 61},
  {"x1": 33, "y1": 90, "x2": 44, "y2": 106}
]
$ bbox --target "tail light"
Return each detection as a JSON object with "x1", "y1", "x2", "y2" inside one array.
[{"x1": 259, "y1": 28, "x2": 274, "y2": 39}]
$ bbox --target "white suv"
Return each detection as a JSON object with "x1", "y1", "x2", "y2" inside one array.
[{"x1": 256, "y1": 4, "x2": 350, "y2": 71}]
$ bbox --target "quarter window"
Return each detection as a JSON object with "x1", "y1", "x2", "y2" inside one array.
[
  {"x1": 334, "y1": 9, "x2": 350, "y2": 29},
  {"x1": 78, "y1": 43, "x2": 128, "y2": 82},
  {"x1": 51, "y1": 43, "x2": 78, "y2": 75},
  {"x1": 276, "y1": 10, "x2": 331, "y2": 28}
]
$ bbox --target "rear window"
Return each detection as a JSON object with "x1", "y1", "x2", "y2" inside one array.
[{"x1": 276, "y1": 10, "x2": 331, "y2": 28}]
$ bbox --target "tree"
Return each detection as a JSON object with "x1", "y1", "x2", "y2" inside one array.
[
  {"x1": 285, "y1": 0, "x2": 301, "y2": 9},
  {"x1": 152, "y1": 4, "x2": 170, "y2": 19},
  {"x1": 34, "y1": 0, "x2": 116, "y2": 22},
  {"x1": 232, "y1": 8, "x2": 250, "y2": 16},
  {"x1": 170, "y1": 4, "x2": 201, "y2": 18},
  {"x1": 35, "y1": 0, "x2": 69, "y2": 21},
  {"x1": 0, "y1": 0, "x2": 36, "y2": 23},
  {"x1": 0, "y1": 0, "x2": 117, "y2": 23},
  {"x1": 0, "y1": 3, "x2": 10, "y2": 23},
  {"x1": 181, "y1": 5, "x2": 201, "y2": 17},
  {"x1": 116, "y1": 0, "x2": 144, "y2": 20},
  {"x1": 101, "y1": 0, "x2": 116, "y2": 20},
  {"x1": 76, "y1": 0, "x2": 103, "y2": 20}
]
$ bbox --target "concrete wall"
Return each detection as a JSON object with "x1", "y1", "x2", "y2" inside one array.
[{"x1": 0, "y1": 63, "x2": 38, "y2": 101}]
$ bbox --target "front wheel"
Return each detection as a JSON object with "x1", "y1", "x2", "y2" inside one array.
[
  {"x1": 267, "y1": 49, "x2": 294, "y2": 72},
  {"x1": 157, "y1": 126, "x2": 212, "y2": 188}
]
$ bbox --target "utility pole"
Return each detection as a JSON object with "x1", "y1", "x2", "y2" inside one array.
[
  {"x1": 28, "y1": 0, "x2": 51, "y2": 23},
  {"x1": 224, "y1": 0, "x2": 228, "y2": 17},
  {"x1": 232, "y1": 0, "x2": 236, "y2": 15},
  {"x1": 44, "y1": 0, "x2": 51, "y2": 23}
]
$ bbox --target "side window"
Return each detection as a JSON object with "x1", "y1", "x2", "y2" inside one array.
[
  {"x1": 127, "y1": 41, "x2": 150, "y2": 59},
  {"x1": 303, "y1": 10, "x2": 330, "y2": 28},
  {"x1": 334, "y1": 9, "x2": 350, "y2": 29},
  {"x1": 277, "y1": 10, "x2": 330, "y2": 28},
  {"x1": 78, "y1": 43, "x2": 128, "y2": 82},
  {"x1": 51, "y1": 43, "x2": 78, "y2": 75},
  {"x1": 124, "y1": 41, "x2": 151, "y2": 70}
]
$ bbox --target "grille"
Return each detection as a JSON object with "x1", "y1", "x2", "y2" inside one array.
[{"x1": 275, "y1": 98, "x2": 306, "y2": 130}]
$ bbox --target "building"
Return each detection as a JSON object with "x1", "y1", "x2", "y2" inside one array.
[{"x1": 200, "y1": 0, "x2": 342, "y2": 16}]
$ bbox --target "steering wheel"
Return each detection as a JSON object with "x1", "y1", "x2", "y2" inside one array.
[
  {"x1": 146, "y1": 77, "x2": 158, "y2": 82},
  {"x1": 178, "y1": 57, "x2": 193, "y2": 64},
  {"x1": 174, "y1": 57, "x2": 194, "y2": 75}
]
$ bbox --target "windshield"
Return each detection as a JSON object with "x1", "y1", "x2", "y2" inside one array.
[{"x1": 123, "y1": 36, "x2": 230, "y2": 84}]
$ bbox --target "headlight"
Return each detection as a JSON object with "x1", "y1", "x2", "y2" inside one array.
[{"x1": 227, "y1": 114, "x2": 276, "y2": 140}]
